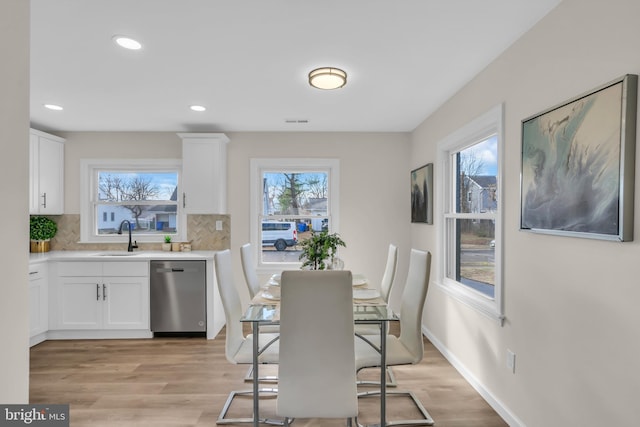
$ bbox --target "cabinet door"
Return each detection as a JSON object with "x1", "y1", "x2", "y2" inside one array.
[
  {"x1": 29, "y1": 134, "x2": 40, "y2": 214},
  {"x1": 56, "y1": 277, "x2": 102, "y2": 329},
  {"x1": 180, "y1": 134, "x2": 229, "y2": 214},
  {"x1": 102, "y1": 276, "x2": 149, "y2": 329},
  {"x1": 29, "y1": 264, "x2": 48, "y2": 337},
  {"x1": 29, "y1": 279, "x2": 48, "y2": 336},
  {"x1": 37, "y1": 135, "x2": 65, "y2": 214}
]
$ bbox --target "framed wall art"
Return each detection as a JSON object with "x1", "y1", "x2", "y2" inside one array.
[
  {"x1": 520, "y1": 74, "x2": 637, "y2": 241},
  {"x1": 411, "y1": 163, "x2": 433, "y2": 224}
]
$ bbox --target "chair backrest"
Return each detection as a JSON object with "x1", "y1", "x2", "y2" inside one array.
[
  {"x1": 380, "y1": 243, "x2": 398, "y2": 302},
  {"x1": 240, "y1": 243, "x2": 260, "y2": 299},
  {"x1": 214, "y1": 249, "x2": 245, "y2": 364},
  {"x1": 277, "y1": 270, "x2": 358, "y2": 419},
  {"x1": 398, "y1": 249, "x2": 432, "y2": 364}
]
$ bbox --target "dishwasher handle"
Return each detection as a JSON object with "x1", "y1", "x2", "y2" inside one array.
[{"x1": 155, "y1": 267, "x2": 186, "y2": 273}]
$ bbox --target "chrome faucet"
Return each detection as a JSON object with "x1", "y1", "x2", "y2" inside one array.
[{"x1": 118, "y1": 220, "x2": 138, "y2": 252}]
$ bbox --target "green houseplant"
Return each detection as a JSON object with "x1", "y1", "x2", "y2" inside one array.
[
  {"x1": 162, "y1": 235, "x2": 172, "y2": 251},
  {"x1": 30, "y1": 216, "x2": 58, "y2": 252},
  {"x1": 299, "y1": 230, "x2": 346, "y2": 270}
]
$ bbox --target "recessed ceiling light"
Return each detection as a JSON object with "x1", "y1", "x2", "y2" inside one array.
[
  {"x1": 112, "y1": 35, "x2": 142, "y2": 50},
  {"x1": 308, "y1": 67, "x2": 347, "y2": 90},
  {"x1": 43, "y1": 104, "x2": 63, "y2": 111},
  {"x1": 189, "y1": 105, "x2": 206, "y2": 112}
]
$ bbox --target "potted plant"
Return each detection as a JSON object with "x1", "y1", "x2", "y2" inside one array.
[
  {"x1": 162, "y1": 235, "x2": 172, "y2": 251},
  {"x1": 30, "y1": 216, "x2": 57, "y2": 253},
  {"x1": 299, "y1": 230, "x2": 346, "y2": 270}
]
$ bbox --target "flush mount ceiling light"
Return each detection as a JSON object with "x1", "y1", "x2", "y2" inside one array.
[
  {"x1": 189, "y1": 105, "x2": 207, "y2": 112},
  {"x1": 112, "y1": 35, "x2": 142, "y2": 50},
  {"x1": 308, "y1": 67, "x2": 347, "y2": 90},
  {"x1": 43, "y1": 104, "x2": 63, "y2": 111}
]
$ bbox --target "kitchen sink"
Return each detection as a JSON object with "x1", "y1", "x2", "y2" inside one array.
[{"x1": 94, "y1": 251, "x2": 143, "y2": 257}]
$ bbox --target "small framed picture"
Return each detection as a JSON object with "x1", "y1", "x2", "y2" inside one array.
[{"x1": 411, "y1": 163, "x2": 433, "y2": 224}]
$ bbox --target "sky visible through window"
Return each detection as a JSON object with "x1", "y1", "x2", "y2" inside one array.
[
  {"x1": 97, "y1": 172, "x2": 177, "y2": 201},
  {"x1": 469, "y1": 135, "x2": 498, "y2": 176}
]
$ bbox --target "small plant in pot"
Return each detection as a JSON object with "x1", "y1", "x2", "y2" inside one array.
[
  {"x1": 299, "y1": 230, "x2": 346, "y2": 270},
  {"x1": 30, "y1": 216, "x2": 57, "y2": 253},
  {"x1": 162, "y1": 235, "x2": 172, "y2": 251}
]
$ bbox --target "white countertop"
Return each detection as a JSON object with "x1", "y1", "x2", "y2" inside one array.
[{"x1": 29, "y1": 250, "x2": 218, "y2": 263}]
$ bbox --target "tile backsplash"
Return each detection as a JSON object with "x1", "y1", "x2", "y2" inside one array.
[{"x1": 47, "y1": 214, "x2": 230, "y2": 251}]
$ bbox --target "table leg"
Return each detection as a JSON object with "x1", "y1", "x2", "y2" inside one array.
[
  {"x1": 380, "y1": 320, "x2": 387, "y2": 427},
  {"x1": 252, "y1": 321, "x2": 260, "y2": 427}
]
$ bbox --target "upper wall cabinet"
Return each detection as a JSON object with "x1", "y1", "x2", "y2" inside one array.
[
  {"x1": 30, "y1": 129, "x2": 65, "y2": 215},
  {"x1": 178, "y1": 133, "x2": 230, "y2": 214}
]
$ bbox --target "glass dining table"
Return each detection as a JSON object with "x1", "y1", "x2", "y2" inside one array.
[{"x1": 241, "y1": 298, "x2": 398, "y2": 427}]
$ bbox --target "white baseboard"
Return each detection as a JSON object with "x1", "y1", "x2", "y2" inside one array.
[{"x1": 422, "y1": 326, "x2": 525, "y2": 427}]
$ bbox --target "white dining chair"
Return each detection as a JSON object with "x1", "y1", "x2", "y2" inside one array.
[
  {"x1": 276, "y1": 270, "x2": 359, "y2": 426},
  {"x1": 214, "y1": 249, "x2": 281, "y2": 425},
  {"x1": 356, "y1": 243, "x2": 397, "y2": 335},
  {"x1": 379, "y1": 243, "x2": 398, "y2": 302},
  {"x1": 240, "y1": 243, "x2": 261, "y2": 299},
  {"x1": 354, "y1": 249, "x2": 435, "y2": 426},
  {"x1": 355, "y1": 243, "x2": 398, "y2": 386},
  {"x1": 240, "y1": 243, "x2": 280, "y2": 384}
]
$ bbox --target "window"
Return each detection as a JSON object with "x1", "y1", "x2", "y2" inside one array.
[
  {"x1": 80, "y1": 159, "x2": 184, "y2": 243},
  {"x1": 250, "y1": 158, "x2": 340, "y2": 271},
  {"x1": 437, "y1": 105, "x2": 503, "y2": 322}
]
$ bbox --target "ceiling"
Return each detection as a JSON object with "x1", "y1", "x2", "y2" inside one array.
[{"x1": 30, "y1": 0, "x2": 561, "y2": 133}]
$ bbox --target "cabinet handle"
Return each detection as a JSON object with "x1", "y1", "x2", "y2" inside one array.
[
  {"x1": 103, "y1": 284, "x2": 107, "y2": 300},
  {"x1": 29, "y1": 271, "x2": 38, "y2": 275},
  {"x1": 183, "y1": 192, "x2": 186, "y2": 208},
  {"x1": 96, "y1": 284, "x2": 100, "y2": 301},
  {"x1": 41, "y1": 192, "x2": 47, "y2": 208}
]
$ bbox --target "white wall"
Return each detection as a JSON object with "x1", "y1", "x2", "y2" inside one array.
[
  {"x1": 57, "y1": 131, "x2": 411, "y2": 308},
  {"x1": 59, "y1": 132, "x2": 182, "y2": 213},
  {"x1": 226, "y1": 132, "x2": 411, "y2": 307},
  {"x1": 0, "y1": 0, "x2": 30, "y2": 403},
  {"x1": 412, "y1": 0, "x2": 640, "y2": 425}
]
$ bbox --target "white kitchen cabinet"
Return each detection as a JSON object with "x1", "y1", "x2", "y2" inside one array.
[
  {"x1": 29, "y1": 129, "x2": 65, "y2": 215},
  {"x1": 52, "y1": 261, "x2": 149, "y2": 331},
  {"x1": 29, "y1": 263, "x2": 48, "y2": 345},
  {"x1": 179, "y1": 133, "x2": 229, "y2": 214}
]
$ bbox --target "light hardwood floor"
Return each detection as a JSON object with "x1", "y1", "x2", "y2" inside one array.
[{"x1": 30, "y1": 327, "x2": 508, "y2": 427}]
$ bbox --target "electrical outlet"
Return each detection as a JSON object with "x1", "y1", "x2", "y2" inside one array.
[
  {"x1": 215, "y1": 220, "x2": 223, "y2": 231},
  {"x1": 506, "y1": 349, "x2": 516, "y2": 373}
]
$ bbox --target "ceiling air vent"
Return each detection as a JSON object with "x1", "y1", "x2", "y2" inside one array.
[{"x1": 285, "y1": 119, "x2": 309, "y2": 124}]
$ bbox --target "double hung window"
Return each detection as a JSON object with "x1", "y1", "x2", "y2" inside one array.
[
  {"x1": 250, "y1": 158, "x2": 339, "y2": 270},
  {"x1": 81, "y1": 159, "x2": 184, "y2": 243},
  {"x1": 438, "y1": 105, "x2": 503, "y2": 322}
]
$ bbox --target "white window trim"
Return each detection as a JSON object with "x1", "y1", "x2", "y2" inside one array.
[
  {"x1": 250, "y1": 158, "x2": 340, "y2": 274},
  {"x1": 435, "y1": 104, "x2": 504, "y2": 324},
  {"x1": 80, "y1": 158, "x2": 186, "y2": 244}
]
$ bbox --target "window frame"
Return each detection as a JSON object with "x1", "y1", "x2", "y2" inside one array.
[
  {"x1": 80, "y1": 158, "x2": 186, "y2": 244},
  {"x1": 250, "y1": 158, "x2": 340, "y2": 273},
  {"x1": 436, "y1": 104, "x2": 504, "y2": 323}
]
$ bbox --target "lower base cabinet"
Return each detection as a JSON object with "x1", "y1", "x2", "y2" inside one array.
[
  {"x1": 52, "y1": 261, "x2": 149, "y2": 331},
  {"x1": 29, "y1": 263, "x2": 48, "y2": 345}
]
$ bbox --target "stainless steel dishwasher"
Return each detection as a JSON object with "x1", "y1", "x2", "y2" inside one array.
[{"x1": 150, "y1": 260, "x2": 206, "y2": 334}]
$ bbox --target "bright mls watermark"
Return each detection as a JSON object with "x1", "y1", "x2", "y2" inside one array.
[{"x1": 0, "y1": 405, "x2": 69, "y2": 426}]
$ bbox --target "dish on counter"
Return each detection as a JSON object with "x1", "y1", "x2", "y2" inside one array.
[{"x1": 353, "y1": 288, "x2": 380, "y2": 300}]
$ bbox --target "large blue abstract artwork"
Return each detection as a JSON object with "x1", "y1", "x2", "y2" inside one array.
[{"x1": 520, "y1": 74, "x2": 637, "y2": 241}]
